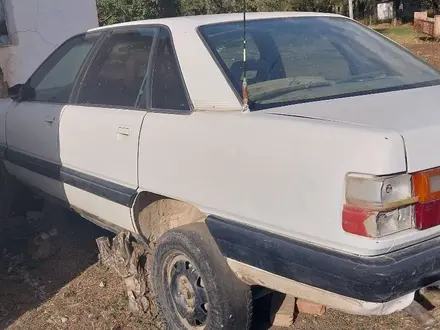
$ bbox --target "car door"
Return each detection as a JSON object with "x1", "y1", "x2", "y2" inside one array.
[
  {"x1": 5, "y1": 32, "x2": 101, "y2": 198},
  {"x1": 59, "y1": 26, "x2": 157, "y2": 232}
]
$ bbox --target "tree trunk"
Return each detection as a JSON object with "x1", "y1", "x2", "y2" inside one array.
[{"x1": 96, "y1": 232, "x2": 162, "y2": 328}]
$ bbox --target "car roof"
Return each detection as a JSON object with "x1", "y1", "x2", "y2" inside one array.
[{"x1": 88, "y1": 12, "x2": 343, "y2": 33}]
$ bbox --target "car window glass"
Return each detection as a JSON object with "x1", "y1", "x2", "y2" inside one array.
[
  {"x1": 76, "y1": 27, "x2": 155, "y2": 108},
  {"x1": 151, "y1": 28, "x2": 189, "y2": 111},
  {"x1": 25, "y1": 33, "x2": 99, "y2": 103},
  {"x1": 200, "y1": 17, "x2": 440, "y2": 110},
  {"x1": 273, "y1": 33, "x2": 350, "y2": 81},
  {"x1": 214, "y1": 32, "x2": 260, "y2": 83}
]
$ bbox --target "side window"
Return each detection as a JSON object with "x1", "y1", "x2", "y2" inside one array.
[
  {"x1": 151, "y1": 28, "x2": 189, "y2": 111},
  {"x1": 76, "y1": 27, "x2": 155, "y2": 108},
  {"x1": 25, "y1": 33, "x2": 99, "y2": 103}
]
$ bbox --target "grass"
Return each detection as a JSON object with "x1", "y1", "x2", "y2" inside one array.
[
  {"x1": 371, "y1": 23, "x2": 432, "y2": 44},
  {"x1": 374, "y1": 24, "x2": 417, "y2": 37}
]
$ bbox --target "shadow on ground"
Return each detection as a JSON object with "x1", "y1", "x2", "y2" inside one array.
[{"x1": 0, "y1": 197, "x2": 112, "y2": 328}]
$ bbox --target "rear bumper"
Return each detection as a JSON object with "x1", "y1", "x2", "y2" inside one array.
[{"x1": 206, "y1": 216, "x2": 440, "y2": 303}]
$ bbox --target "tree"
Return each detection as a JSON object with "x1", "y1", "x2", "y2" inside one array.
[
  {"x1": 96, "y1": 0, "x2": 348, "y2": 26},
  {"x1": 96, "y1": 0, "x2": 180, "y2": 26},
  {"x1": 179, "y1": 0, "x2": 338, "y2": 15},
  {"x1": 180, "y1": 0, "x2": 230, "y2": 15},
  {"x1": 422, "y1": 0, "x2": 440, "y2": 14},
  {"x1": 293, "y1": 0, "x2": 338, "y2": 12}
]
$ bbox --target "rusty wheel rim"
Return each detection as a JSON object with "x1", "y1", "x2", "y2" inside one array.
[{"x1": 167, "y1": 254, "x2": 209, "y2": 328}]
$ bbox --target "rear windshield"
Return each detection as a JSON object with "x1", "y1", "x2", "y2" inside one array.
[{"x1": 199, "y1": 17, "x2": 440, "y2": 110}]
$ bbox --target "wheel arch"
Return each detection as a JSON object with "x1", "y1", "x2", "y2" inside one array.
[{"x1": 131, "y1": 190, "x2": 206, "y2": 243}]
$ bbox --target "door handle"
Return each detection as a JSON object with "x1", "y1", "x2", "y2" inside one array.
[
  {"x1": 44, "y1": 116, "x2": 56, "y2": 124},
  {"x1": 117, "y1": 126, "x2": 131, "y2": 136}
]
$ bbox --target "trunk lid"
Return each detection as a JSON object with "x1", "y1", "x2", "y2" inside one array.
[{"x1": 260, "y1": 85, "x2": 440, "y2": 173}]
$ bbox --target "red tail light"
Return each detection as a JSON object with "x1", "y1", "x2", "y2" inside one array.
[
  {"x1": 415, "y1": 202, "x2": 440, "y2": 229},
  {"x1": 342, "y1": 205, "x2": 375, "y2": 237}
]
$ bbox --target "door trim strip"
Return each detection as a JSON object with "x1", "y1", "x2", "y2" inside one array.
[{"x1": 2, "y1": 147, "x2": 136, "y2": 207}]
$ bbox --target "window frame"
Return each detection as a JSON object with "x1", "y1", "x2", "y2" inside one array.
[
  {"x1": 71, "y1": 25, "x2": 159, "y2": 110},
  {"x1": 70, "y1": 24, "x2": 193, "y2": 114},
  {"x1": 18, "y1": 31, "x2": 104, "y2": 105},
  {"x1": 146, "y1": 26, "x2": 193, "y2": 115}
]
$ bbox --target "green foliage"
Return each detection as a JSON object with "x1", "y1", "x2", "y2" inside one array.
[
  {"x1": 96, "y1": 0, "x2": 343, "y2": 25},
  {"x1": 178, "y1": 0, "x2": 338, "y2": 15},
  {"x1": 96, "y1": 0, "x2": 180, "y2": 26},
  {"x1": 95, "y1": 0, "x2": 440, "y2": 26},
  {"x1": 292, "y1": 0, "x2": 338, "y2": 12}
]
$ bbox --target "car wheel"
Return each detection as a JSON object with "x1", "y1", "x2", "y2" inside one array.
[{"x1": 152, "y1": 223, "x2": 253, "y2": 330}]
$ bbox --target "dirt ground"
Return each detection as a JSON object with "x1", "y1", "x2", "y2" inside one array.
[
  {"x1": 406, "y1": 43, "x2": 440, "y2": 68},
  {"x1": 5, "y1": 201, "x2": 440, "y2": 330},
  {"x1": 2, "y1": 31, "x2": 440, "y2": 330}
]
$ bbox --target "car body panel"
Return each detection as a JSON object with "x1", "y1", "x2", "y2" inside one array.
[
  {"x1": 59, "y1": 105, "x2": 144, "y2": 190},
  {"x1": 260, "y1": 84, "x2": 440, "y2": 173},
  {"x1": 5, "y1": 101, "x2": 65, "y2": 196},
  {"x1": 138, "y1": 110, "x2": 408, "y2": 256},
  {"x1": 58, "y1": 105, "x2": 145, "y2": 232}
]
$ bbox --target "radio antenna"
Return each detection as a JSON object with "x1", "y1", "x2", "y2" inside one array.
[{"x1": 242, "y1": 0, "x2": 249, "y2": 112}]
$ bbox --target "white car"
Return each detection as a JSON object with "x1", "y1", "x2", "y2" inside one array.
[{"x1": 2, "y1": 11, "x2": 440, "y2": 329}]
